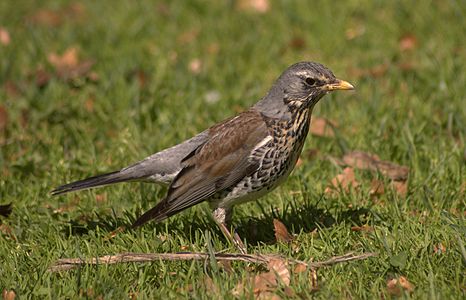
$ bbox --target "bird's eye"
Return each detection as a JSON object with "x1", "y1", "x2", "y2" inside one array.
[{"x1": 305, "y1": 77, "x2": 316, "y2": 86}]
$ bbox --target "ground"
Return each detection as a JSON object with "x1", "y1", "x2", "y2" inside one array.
[{"x1": 0, "y1": 1, "x2": 465, "y2": 299}]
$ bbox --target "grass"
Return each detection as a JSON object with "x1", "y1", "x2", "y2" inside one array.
[{"x1": 1, "y1": 0, "x2": 465, "y2": 298}]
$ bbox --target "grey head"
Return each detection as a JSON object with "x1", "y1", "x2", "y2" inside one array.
[{"x1": 254, "y1": 61, "x2": 354, "y2": 119}]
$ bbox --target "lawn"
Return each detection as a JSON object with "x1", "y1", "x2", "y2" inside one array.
[{"x1": 0, "y1": 0, "x2": 465, "y2": 298}]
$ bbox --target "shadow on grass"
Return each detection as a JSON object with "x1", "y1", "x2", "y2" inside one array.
[{"x1": 62, "y1": 199, "x2": 372, "y2": 247}]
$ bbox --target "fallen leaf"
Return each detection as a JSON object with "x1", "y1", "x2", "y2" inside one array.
[
  {"x1": 273, "y1": 219, "x2": 293, "y2": 243},
  {"x1": 84, "y1": 97, "x2": 95, "y2": 113},
  {"x1": 0, "y1": 224, "x2": 16, "y2": 241},
  {"x1": 0, "y1": 105, "x2": 8, "y2": 131},
  {"x1": 95, "y1": 193, "x2": 107, "y2": 203},
  {"x1": 342, "y1": 151, "x2": 409, "y2": 181},
  {"x1": 203, "y1": 276, "x2": 219, "y2": 294},
  {"x1": 399, "y1": 34, "x2": 418, "y2": 51},
  {"x1": 268, "y1": 258, "x2": 290, "y2": 286},
  {"x1": 351, "y1": 225, "x2": 374, "y2": 232},
  {"x1": 387, "y1": 276, "x2": 414, "y2": 296},
  {"x1": 207, "y1": 43, "x2": 220, "y2": 55},
  {"x1": 398, "y1": 276, "x2": 414, "y2": 292},
  {"x1": 0, "y1": 27, "x2": 11, "y2": 46},
  {"x1": 391, "y1": 180, "x2": 408, "y2": 197},
  {"x1": 433, "y1": 243, "x2": 446, "y2": 255},
  {"x1": 348, "y1": 63, "x2": 389, "y2": 79},
  {"x1": 177, "y1": 29, "x2": 199, "y2": 45},
  {"x1": 128, "y1": 291, "x2": 138, "y2": 300},
  {"x1": 3, "y1": 81, "x2": 20, "y2": 98},
  {"x1": 0, "y1": 203, "x2": 12, "y2": 218},
  {"x1": 48, "y1": 47, "x2": 79, "y2": 69},
  {"x1": 189, "y1": 58, "x2": 202, "y2": 74},
  {"x1": 236, "y1": 0, "x2": 270, "y2": 13},
  {"x1": 289, "y1": 37, "x2": 306, "y2": 50},
  {"x1": 310, "y1": 117, "x2": 337, "y2": 137},
  {"x1": 325, "y1": 167, "x2": 359, "y2": 195},
  {"x1": 369, "y1": 179, "x2": 385, "y2": 197},
  {"x1": 35, "y1": 68, "x2": 52, "y2": 87},
  {"x1": 293, "y1": 263, "x2": 307, "y2": 273},
  {"x1": 27, "y1": 3, "x2": 86, "y2": 27},
  {"x1": 104, "y1": 226, "x2": 126, "y2": 241},
  {"x1": 234, "y1": 257, "x2": 290, "y2": 298},
  {"x1": 2, "y1": 289, "x2": 16, "y2": 300},
  {"x1": 47, "y1": 47, "x2": 95, "y2": 81}
]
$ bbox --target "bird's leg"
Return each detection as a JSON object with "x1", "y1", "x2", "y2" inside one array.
[{"x1": 211, "y1": 206, "x2": 247, "y2": 254}]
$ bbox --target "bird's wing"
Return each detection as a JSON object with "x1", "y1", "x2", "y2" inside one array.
[{"x1": 132, "y1": 110, "x2": 270, "y2": 227}]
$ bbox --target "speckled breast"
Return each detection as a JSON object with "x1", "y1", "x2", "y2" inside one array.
[{"x1": 211, "y1": 108, "x2": 311, "y2": 208}]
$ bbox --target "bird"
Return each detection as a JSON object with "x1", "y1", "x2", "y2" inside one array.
[{"x1": 52, "y1": 61, "x2": 354, "y2": 253}]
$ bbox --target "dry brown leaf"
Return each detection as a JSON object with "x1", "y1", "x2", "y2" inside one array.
[
  {"x1": 433, "y1": 243, "x2": 446, "y2": 255},
  {"x1": 369, "y1": 179, "x2": 385, "y2": 197},
  {"x1": 351, "y1": 225, "x2": 374, "y2": 232},
  {"x1": 3, "y1": 81, "x2": 20, "y2": 98},
  {"x1": 2, "y1": 290, "x2": 16, "y2": 300},
  {"x1": 95, "y1": 193, "x2": 107, "y2": 203},
  {"x1": 342, "y1": 151, "x2": 409, "y2": 181},
  {"x1": 349, "y1": 63, "x2": 389, "y2": 79},
  {"x1": 207, "y1": 43, "x2": 220, "y2": 55},
  {"x1": 0, "y1": 27, "x2": 10, "y2": 46},
  {"x1": 47, "y1": 47, "x2": 95, "y2": 81},
  {"x1": 399, "y1": 34, "x2": 418, "y2": 51},
  {"x1": 257, "y1": 292, "x2": 282, "y2": 300},
  {"x1": 48, "y1": 47, "x2": 79, "y2": 69},
  {"x1": 391, "y1": 180, "x2": 408, "y2": 197},
  {"x1": 35, "y1": 68, "x2": 52, "y2": 87},
  {"x1": 104, "y1": 226, "x2": 126, "y2": 241},
  {"x1": 293, "y1": 263, "x2": 307, "y2": 273},
  {"x1": 387, "y1": 276, "x2": 414, "y2": 296},
  {"x1": 27, "y1": 3, "x2": 86, "y2": 27},
  {"x1": 203, "y1": 276, "x2": 219, "y2": 294},
  {"x1": 325, "y1": 167, "x2": 359, "y2": 195},
  {"x1": 128, "y1": 291, "x2": 138, "y2": 300},
  {"x1": 273, "y1": 219, "x2": 293, "y2": 243},
  {"x1": 0, "y1": 105, "x2": 8, "y2": 131},
  {"x1": 236, "y1": 0, "x2": 270, "y2": 13},
  {"x1": 0, "y1": 224, "x2": 16, "y2": 241},
  {"x1": 177, "y1": 29, "x2": 199, "y2": 45},
  {"x1": 268, "y1": 258, "x2": 290, "y2": 286},
  {"x1": 289, "y1": 37, "x2": 306, "y2": 50},
  {"x1": 310, "y1": 117, "x2": 336, "y2": 137},
  {"x1": 189, "y1": 58, "x2": 202, "y2": 74},
  {"x1": 84, "y1": 97, "x2": 95, "y2": 113},
  {"x1": 233, "y1": 257, "x2": 290, "y2": 298}
]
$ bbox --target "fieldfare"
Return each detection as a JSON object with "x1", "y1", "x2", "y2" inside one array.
[{"x1": 52, "y1": 61, "x2": 354, "y2": 253}]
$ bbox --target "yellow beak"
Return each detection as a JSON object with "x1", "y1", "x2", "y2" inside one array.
[{"x1": 323, "y1": 79, "x2": 354, "y2": 91}]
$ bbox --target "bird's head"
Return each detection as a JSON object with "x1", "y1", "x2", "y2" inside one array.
[{"x1": 255, "y1": 61, "x2": 354, "y2": 118}]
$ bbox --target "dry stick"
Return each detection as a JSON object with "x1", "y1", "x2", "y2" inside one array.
[{"x1": 48, "y1": 251, "x2": 377, "y2": 272}]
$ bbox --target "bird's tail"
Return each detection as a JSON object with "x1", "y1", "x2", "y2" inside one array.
[{"x1": 51, "y1": 170, "x2": 138, "y2": 196}]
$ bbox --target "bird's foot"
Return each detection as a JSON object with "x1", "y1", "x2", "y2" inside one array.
[{"x1": 217, "y1": 221, "x2": 247, "y2": 254}]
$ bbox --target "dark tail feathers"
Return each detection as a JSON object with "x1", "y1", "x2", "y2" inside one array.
[{"x1": 51, "y1": 170, "x2": 133, "y2": 196}]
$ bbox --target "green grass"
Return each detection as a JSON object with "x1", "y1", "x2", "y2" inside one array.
[{"x1": 1, "y1": 0, "x2": 465, "y2": 298}]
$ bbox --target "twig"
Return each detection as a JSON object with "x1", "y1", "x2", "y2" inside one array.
[{"x1": 48, "y1": 251, "x2": 377, "y2": 272}]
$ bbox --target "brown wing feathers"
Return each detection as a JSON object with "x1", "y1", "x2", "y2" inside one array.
[{"x1": 132, "y1": 110, "x2": 268, "y2": 227}]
